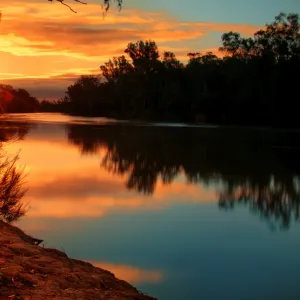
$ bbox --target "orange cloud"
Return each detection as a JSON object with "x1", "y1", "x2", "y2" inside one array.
[
  {"x1": 0, "y1": 0, "x2": 259, "y2": 84},
  {"x1": 0, "y1": 9, "x2": 258, "y2": 59},
  {"x1": 89, "y1": 261, "x2": 164, "y2": 284},
  {"x1": 0, "y1": 0, "x2": 261, "y2": 100}
]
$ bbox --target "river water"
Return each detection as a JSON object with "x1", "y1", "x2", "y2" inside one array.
[{"x1": 1, "y1": 113, "x2": 300, "y2": 300}]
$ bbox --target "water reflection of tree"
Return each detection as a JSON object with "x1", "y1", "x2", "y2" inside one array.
[
  {"x1": 0, "y1": 121, "x2": 32, "y2": 142},
  {"x1": 67, "y1": 124, "x2": 300, "y2": 228},
  {"x1": 0, "y1": 122, "x2": 30, "y2": 222},
  {"x1": 218, "y1": 175, "x2": 300, "y2": 228}
]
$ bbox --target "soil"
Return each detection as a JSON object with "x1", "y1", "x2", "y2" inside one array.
[{"x1": 0, "y1": 220, "x2": 157, "y2": 300}]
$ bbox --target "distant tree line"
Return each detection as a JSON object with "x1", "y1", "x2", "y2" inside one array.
[
  {"x1": 41, "y1": 13, "x2": 300, "y2": 127},
  {"x1": 0, "y1": 85, "x2": 39, "y2": 114}
]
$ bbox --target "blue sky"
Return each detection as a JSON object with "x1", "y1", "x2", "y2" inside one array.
[{"x1": 126, "y1": 0, "x2": 300, "y2": 24}]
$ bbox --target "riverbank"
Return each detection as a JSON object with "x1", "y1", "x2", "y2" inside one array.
[{"x1": 0, "y1": 220, "x2": 156, "y2": 300}]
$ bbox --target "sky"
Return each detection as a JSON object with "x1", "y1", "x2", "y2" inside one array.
[{"x1": 0, "y1": 0, "x2": 299, "y2": 100}]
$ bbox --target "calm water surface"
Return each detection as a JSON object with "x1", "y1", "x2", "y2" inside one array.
[{"x1": 1, "y1": 113, "x2": 300, "y2": 300}]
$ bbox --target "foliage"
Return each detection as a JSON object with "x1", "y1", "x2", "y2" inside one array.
[
  {"x1": 43, "y1": 13, "x2": 300, "y2": 127},
  {"x1": 0, "y1": 151, "x2": 27, "y2": 223},
  {"x1": 0, "y1": 123, "x2": 31, "y2": 223},
  {"x1": 0, "y1": 85, "x2": 39, "y2": 114}
]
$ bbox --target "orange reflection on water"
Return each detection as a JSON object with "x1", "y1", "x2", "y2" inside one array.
[
  {"x1": 4, "y1": 132, "x2": 217, "y2": 220},
  {"x1": 89, "y1": 261, "x2": 163, "y2": 284}
]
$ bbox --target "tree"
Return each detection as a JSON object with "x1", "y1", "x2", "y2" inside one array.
[
  {"x1": 218, "y1": 13, "x2": 300, "y2": 126},
  {"x1": 0, "y1": 85, "x2": 39, "y2": 113},
  {"x1": 100, "y1": 55, "x2": 133, "y2": 83},
  {"x1": 65, "y1": 75, "x2": 101, "y2": 114},
  {"x1": 220, "y1": 13, "x2": 300, "y2": 62},
  {"x1": 55, "y1": 13, "x2": 300, "y2": 126},
  {"x1": 162, "y1": 52, "x2": 184, "y2": 70},
  {"x1": 125, "y1": 40, "x2": 161, "y2": 74}
]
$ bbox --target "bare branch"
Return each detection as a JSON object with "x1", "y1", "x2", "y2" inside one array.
[
  {"x1": 56, "y1": 0, "x2": 78, "y2": 13},
  {"x1": 47, "y1": 0, "x2": 122, "y2": 13},
  {"x1": 74, "y1": 0, "x2": 87, "y2": 4}
]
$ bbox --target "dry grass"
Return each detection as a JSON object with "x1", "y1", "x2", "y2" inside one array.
[{"x1": 0, "y1": 149, "x2": 27, "y2": 223}]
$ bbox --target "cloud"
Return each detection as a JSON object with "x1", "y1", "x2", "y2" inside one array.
[
  {"x1": 0, "y1": 78, "x2": 67, "y2": 100},
  {"x1": 0, "y1": 8, "x2": 258, "y2": 58},
  {"x1": 0, "y1": 68, "x2": 101, "y2": 99},
  {"x1": 0, "y1": 0, "x2": 260, "y2": 98},
  {"x1": 1, "y1": 1, "x2": 259, "y2": 59}
]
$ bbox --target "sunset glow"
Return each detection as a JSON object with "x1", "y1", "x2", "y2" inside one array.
[{"x1": 1, "y1": 0, "x2": 290, "y2": 99}]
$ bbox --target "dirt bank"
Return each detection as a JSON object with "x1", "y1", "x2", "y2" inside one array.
[{"x1": 0, "y1": 221, "x2": 157, "y2": 300}]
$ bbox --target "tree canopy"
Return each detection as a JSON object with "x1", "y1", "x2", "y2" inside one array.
[
  {"x1": 0, "y1": 85, "x2": 39, "y2": 114},
  {"x1": 43, "y1": 12, "x2": 300, "y2": 128}
]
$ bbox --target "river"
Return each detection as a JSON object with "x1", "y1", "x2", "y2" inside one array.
[{"x1": 1, "y1": 113, "x2": 300, "y2": 300}]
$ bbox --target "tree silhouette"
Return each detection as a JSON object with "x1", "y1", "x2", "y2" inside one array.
[
  {"x1": 0, "y1": 152, "x2": 27, "y2": 223},
  {"x1": 65, "y1": 75, "x2": 101, "y2": 115},
  {"x1": 51, "y1": 13, "x2": 300, "y2": 127},
  {"x1": 0, "y1": 123, "x2": 30, "y2": 223},
  {"x1": 0, "y1": 85, "x2": 39, "y2": 114}
]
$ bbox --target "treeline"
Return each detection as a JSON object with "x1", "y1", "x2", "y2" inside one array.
[
  {"x1": 42, "y1": 13, "x2": 300, "y2": 127},
  {"x1": 0, "y1": 85, "x2": 39, "y2": 113}
]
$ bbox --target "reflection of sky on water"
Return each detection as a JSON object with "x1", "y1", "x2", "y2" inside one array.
[
  {"x1": 2, "y1": 114, "x2": 300, "y2": 300},
  {"x1": 16, "y1": 204, "x2": 300, "y2": 300},
  {"x1": 5, "y1": 124, "x2": 217, "y2": 219}
]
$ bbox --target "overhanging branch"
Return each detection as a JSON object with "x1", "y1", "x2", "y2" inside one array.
[{"x1": 48, "y1": 0, "x2": 123, "y2": 13}]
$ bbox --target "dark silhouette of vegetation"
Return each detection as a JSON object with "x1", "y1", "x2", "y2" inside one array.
[
  {"x1": 40, "y1": 99, "x2": 67, "y2": 113},
  {"x1": 67, "y1": 123, "x2": 300, "y2": 229},
  {"x1": 43, "y1": 13, "x2": 300, "y2": 128},
  {"x1": 0, "y1": 124, "x2": 29, "y2": 222},
  {"x1": 47, "y1": 0, "x2": 122, "y2": 13},
  {"x1": 0, "y1": 85, "x2": 39, "y2": 114},
  {"x1": 0, "y1": 152, "x2": 27, "y2": 223}
]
